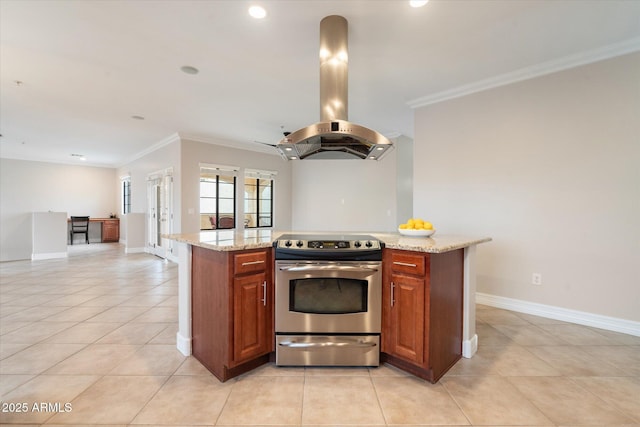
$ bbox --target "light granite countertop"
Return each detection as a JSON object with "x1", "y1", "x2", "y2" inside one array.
[{"x1": 167, "y1": 230, "x2": 491, "y2": 254}]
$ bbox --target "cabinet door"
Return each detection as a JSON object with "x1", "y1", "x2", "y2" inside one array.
[
  {"x1": 102, "y1": 220, "x2": 119, "y2": 242},
  {"x1": 232, "y1": 271, "x2": 269, "y2": 364},
  {"x1": 388, "y1": 273, "x2": 425, "y2": 365}
]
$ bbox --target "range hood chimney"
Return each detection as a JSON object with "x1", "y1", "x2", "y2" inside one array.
[{"x1": 277, "y1": 15, "x2": 393, "y2": 160}]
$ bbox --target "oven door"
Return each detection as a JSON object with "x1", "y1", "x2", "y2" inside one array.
[{"x1": 275, "y1": 261, "x2": 382, "y2": 334}]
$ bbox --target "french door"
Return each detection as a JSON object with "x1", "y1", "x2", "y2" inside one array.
[{"x1": 147, "y1": 169, "x2": 174, "y2": 259}]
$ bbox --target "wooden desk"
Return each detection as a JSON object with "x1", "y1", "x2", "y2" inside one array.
[{"x1": 68, "y1": 218, "x2": 120, "y2": 243}]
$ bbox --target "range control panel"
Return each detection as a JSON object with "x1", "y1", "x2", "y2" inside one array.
[
  {"x1": 274, "y1": 234, "x2": 382, "y2": 251},
  {"x1": 276, "y1": 239, "x2": 381, "y2": 250}
]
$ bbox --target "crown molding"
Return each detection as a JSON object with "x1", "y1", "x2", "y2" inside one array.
[
  {"x1": 408, "y1": 37, "x2": 640, "y2": 109},
  {"x1": 179, "y1": 133, "x2": 280, "y2": 156},
  {"x1": 117, "y1": 132, "x2": 181, "y2": 168},
  {"x1": 0, "y1": 154, "x2": 115, "y2": 169}
]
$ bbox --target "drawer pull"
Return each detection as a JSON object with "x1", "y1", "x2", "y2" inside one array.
[
  {"x1": 393, "y1": 261, "x2": 417, "y2": 268},
  {"x1": 241, "y1": 260, "x2": 265, "y2": 266},
  {"x1": 279, "y1": 340, "x2": 377, "y2": 349}
]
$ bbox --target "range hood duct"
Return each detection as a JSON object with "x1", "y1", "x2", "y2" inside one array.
[{"x1": 277, "y1": 15, "x2": 393, "y2": 160}]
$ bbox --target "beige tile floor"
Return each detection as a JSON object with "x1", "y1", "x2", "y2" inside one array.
[{"x1": 1, "y1": 243, "x2": 639, "y2": 426}]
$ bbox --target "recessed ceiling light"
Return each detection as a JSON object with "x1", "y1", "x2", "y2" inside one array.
[
  {"x1": 409, "y1": 0, "x2": 429, "y2": 7},
  {"x1": 131, "y1": 115, "x2": 145, "y2": 120},
  {"x1": 249, "y1": 5, "x2": 266, "y2": 19},
  {"x1": 180, "y1": 65, "x2": 199, "y2": 75}
]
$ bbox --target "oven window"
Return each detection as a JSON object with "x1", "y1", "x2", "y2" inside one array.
[{"x1": 289, "y1": 278, "x2": 368, "y2": 314}]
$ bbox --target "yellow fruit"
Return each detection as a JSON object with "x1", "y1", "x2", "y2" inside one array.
[{"x1": 403, "y1": 218, "x2": 436, "y2": 230}]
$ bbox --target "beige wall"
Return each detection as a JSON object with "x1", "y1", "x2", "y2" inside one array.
[
  {"x1": 290, "y1": 142, "x2": 405, "y2": 232},
  {"x1": 180, "y1": 139, "x2": 292, "y2": 234},
  {"x1": 116, "y1": 137, "x2": 182, "y2": 240},
  {"x1": 0, "y1": 158, "x2": 117, "y2": 261},
  {"x1": 117, "y1": 137, "x2": 181, "y2": 215},
  {"x1": 413, "y1": 52, "x2": 640, "y2": 321}
]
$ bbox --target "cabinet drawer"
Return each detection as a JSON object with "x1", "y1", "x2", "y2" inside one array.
[
  {"x1": 389, "y1": 251, "x2": 426, "y2": 276},
  {"x1": 234, "y1": 250, "x2": 269, "y2": 275},
  {"x1": 102, "y1": 220, "x2": 120, "y2": 242}
]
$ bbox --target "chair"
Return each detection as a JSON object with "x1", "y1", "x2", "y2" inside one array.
[
  {"x1": 70, "y1": 216, "x2": 90, "y2": 244},
  {"x1": 218, "y1": 216, "x2": 234, "y2": 229}
]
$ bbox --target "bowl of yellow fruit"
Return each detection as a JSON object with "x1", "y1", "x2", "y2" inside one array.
[{"x1": 398, "y1": 218, "x2": 435, "y2": 237}]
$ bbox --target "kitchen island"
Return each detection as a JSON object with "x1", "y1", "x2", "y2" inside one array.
[{"x1": 168, "y1": 230, "x2": 490, "y2": 381}]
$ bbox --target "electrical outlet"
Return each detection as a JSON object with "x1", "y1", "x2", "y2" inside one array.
[{"x1": 532, "y1": 273, "x2": 542, "y2": 285}]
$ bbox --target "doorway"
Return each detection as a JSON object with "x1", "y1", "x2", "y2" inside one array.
[{"x1": 147, "y1": 169, "x2": 174, "y2": 259}]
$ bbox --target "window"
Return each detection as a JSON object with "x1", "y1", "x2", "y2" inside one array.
[
  {"x1": 244, "y1": 169, "x2": 275, "y2": 228},
  {"x1": 200, "y1": 165, "x2": 238, "y2": 230},
  {"x1": 121, "y1": 177, "x2": 131, "y2": 215}
]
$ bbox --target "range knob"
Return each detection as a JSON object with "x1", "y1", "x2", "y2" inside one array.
[
  {"x1": 354, "y1": 241, "x2": 362, "y2": 248},
  {"x1": 284, "y1": 240, "x2": 292, "y2": 247},
  {"x1": 365, "y1": 241, "x2": 373, "y2": 248},
  {"x1": 296, "y1": 240, "x2": 304, "y2": 247}
]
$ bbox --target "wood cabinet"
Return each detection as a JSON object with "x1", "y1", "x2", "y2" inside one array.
[
  {"x1": 382, "y1": 248, "x2": 464, "y2": 383},
  {"x1": 191, "y1": 246, "x2": 273, "y2": 382},
  {"x1": 102, "y1": 219, "x2": 120, "y2": 242},
  {"x1": 233, "y1": 271, "x2": 269, "y2": 362}
]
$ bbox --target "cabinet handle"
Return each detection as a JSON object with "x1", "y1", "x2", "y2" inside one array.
[
  {"x1": 391, "y1": 281, "x2": 395, "y2": 307},
  {"x1": 393, "y1": 261, "x2": 417, "y2": 268},
  {"x1": 242, "y1": 260, "x2": 265, "y2": 266},
  {"x1": 261, "y1": 281, "x2": 267, "y2": 306}
]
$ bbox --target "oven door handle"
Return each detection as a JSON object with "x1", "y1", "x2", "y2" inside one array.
[
  {"x1": 278, "y1": 340, "x2": 378, "y2": 349},
  {"x1": 278, "y1": 265, "x2": 378, "y2": 273}
]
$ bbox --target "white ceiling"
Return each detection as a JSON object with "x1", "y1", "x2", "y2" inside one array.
[{"x1": 1, "y1": 0, "x2": 639, "y2": 167}]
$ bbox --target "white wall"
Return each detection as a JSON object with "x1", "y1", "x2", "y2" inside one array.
[
  {"x1": 32, "y1": 211, "x2": 68, "y2": 259},
  {"x1": 122, "y1": 213, "x2": 146, "y2": 253},
  {"x1": 0, "y1": 158, "x2": 118, "y2": 261},
  {"x1": 413, "y1": 52, "x2": 640, "y2": 322},
  {"x1": 290, "y1": 147, "x2": 401, "y2": 232},
  {"x1": 180, "y1": 138, "x2": 292, "y2": 234}
]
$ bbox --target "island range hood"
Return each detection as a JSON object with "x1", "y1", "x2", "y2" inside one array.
[{"x1": 277, "y1": 15, "x2": 393, "y2": 160}]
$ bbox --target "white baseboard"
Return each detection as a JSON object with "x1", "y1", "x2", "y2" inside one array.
[
  {"x1": 476, "y1": 292, "x2": 640, "y2": 337},
  {"x1": 125, "y1": 247, "x2": 146, "y2": 254},
  {"x1": 176, "y1": 332, "x2": 192, "y2": 356},
  {"x1": 462, "y1": 334, "x2": 478, "y2": 358},
  {"x1": 32, "y1": 252, "x2": 68, "y2": 260}
]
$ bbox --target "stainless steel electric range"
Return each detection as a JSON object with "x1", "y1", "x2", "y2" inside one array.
[{"x1": 273, "y1": 234, "x2": 383, "y2": 367}]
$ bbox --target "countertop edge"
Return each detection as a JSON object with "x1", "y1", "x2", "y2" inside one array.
[
  {"x1": 381, "y1": 236, "x2": 492, "y2": 253},
  {"x1": 166, "y1": 231, "x2": 491, "y2": 254}
]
